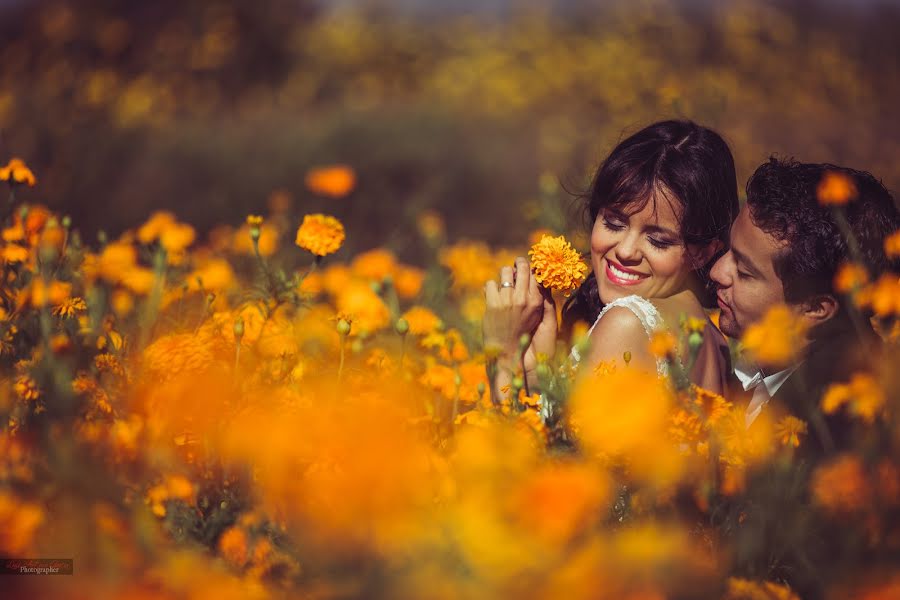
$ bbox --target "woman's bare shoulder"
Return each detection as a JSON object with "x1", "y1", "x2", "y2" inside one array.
[{"x1": 586, "y1": 305, "x2": 655, "y2": 368}]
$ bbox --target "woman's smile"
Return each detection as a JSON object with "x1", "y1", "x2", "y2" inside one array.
[{"x1": 604, "y1": 258, "x2": 649, "y2": 286}]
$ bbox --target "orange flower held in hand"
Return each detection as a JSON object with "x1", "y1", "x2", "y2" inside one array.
[{"x1": 528, "y1": 234, "x2": 588, "y2": 295}]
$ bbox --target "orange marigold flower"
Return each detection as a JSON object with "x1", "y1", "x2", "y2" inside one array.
[
  {"x1": 0, "y1": 492, "x2": 45, "y2": 555},
  {"x1": 855, "y1": 274, "x2": 900, "y2": 317},
  {"x1": 649, "y1": 330, "x2": 677, "y2": 359},
  {"x1": 724, "y1": 577, "x2": 800, "y2": 600},
  {"x1": 393, "y1": 264, "x2": 424, "y2": 299},
  {"x1": 811, "y1": 454, "x2": 869, "y2": 514},
  {"x1": 833, "y1": 262, "x2": 869, "y2": 294},
  {"x1": 885, "y1": 229, "x2": 900, "y2": 258},
  {"x1": 821, "y1": 372, "x2": 885, "y2": 423},
  {"x1": 305, "y1": 164, "x2": 356, "y2": 198},
  {"x1": 94, "y1": 353, "x2": 125, "y2": 377},
  {"x1": 439, "y1": 241, "x2": 497, "y2": 292},
  {"x1": 416, "y1": 210, "x2": 445, "y2": 242},
  {"x1": 774, "y1": 415, "x2": 807, "y2": 448},
  {"x1": 740, "y1": 304, "x2": 808, "y2": 367},
  {"x1": 136, "y1": 211, "x2": 176, "y2": 245},
  {"x1": 351, "y1": 248, "x2": 397, "y2": 280},
  {"x1": 295, "y1": 214, "x2": 345, "y2": 257},
  {"x1": 219, "y1": 526, "x2": 250, "y2": 569},
  {"x1": 146, "y1": 474, "x2": 195, "y2": 518},
  {"x1": 816, "y1": 171, "x2": 857, "y2": 206},
  {"x1": 334, "y1": 281, "x2": 390, "y2": 334},
  {"x1": 528, "y1": 234, "x2": 588, "y2": 295},
  {"x1": 401, "y1": 305, "x2": 442, "y2": 335},
  {"x1": 0, "y1": 158, "x2": 37, "y2": 187},
  {"x1": 52, "y1": 297, "x2": 87, "y2": 319},
  {"x1": 1, "y1": 244, "x2": 30, "y2": 263},
  {"x1": 246, "y1": 215, "x2": 263, "y2": 227},
  {"x1": 14, "y1": 375, "x2": 40, "y2": 401}
]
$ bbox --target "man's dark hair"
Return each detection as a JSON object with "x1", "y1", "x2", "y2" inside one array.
[{"x1": 746, "y1": 157, "x2": 900, "y2": 307}]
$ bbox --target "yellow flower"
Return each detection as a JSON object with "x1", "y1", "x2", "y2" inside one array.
[
  {"x1": 393, "y1": 265, "x2": 425, "y2": 299},
  {"x1": 304, "y1": 164, "x2": 356, "y2": 198},
  {"x1": 821, "y1": 373, "x2": 885, "y2": 423},
  {"x1": 724, "y1": 577, "x2": 800, "y2": 600},
  {"x1": 439, "y1": 241, "x2": 496, "y2": 292},
  {"x1": 401, "y1": 305, "x2": 442, "y2": 335},
  {"x1": 811, "y1": 454, "x2": 869, "y2": 514},
  {"x1": 52, "y1": 297, "x2": 87, "y2": 319},
  {"x1": 334, "y1": 281, "x2": 391, "y2": 334},
  {"x1": 0, "y1": 492, "x2": 45, "y2": 554},
  {"x1": 833, "y1": 261, "x2": 869, "y2": 294},
  {"x1": 351, "y1": 248, "x2": 397, "y2": 280},
  {"x1": 648, "y1": 330, "x2": 677, "y2": 358},
  {"x1": 816, "y1": 170, "x2": 857, "y2": 206},
  {"x1": 218, "y1": 526, "x2": 250, "y2": 569},
  {"x1": 0, "y1": 158, "x2": 37, "y2": 187},
  {"x1": 136, "y1": 211, "x2": 176, "y2": 244},
  {"x1": 855, "y1": 274, "x2": 900, "y2": 317},
  {"x1": 528, "y1": 234, "x2": 588, "y2": 294},
  {"x1": 740, "y1": 304, "x2": 808, "y2": 367},
  {"x1": 416, "y1": 210, "x2": 445, "y2": 241},
  {"x1": 774, "y1": 415, "x2": 807, "y2": 448},
  {"x1": 885, "y1": 229, "x2": 900, "y2": 258},
  {"x1": 14, "y1": 375, "x2": 40, "y2": 401},
  {"x1": 246, "y1": 215, "x2": 264, "y2": 227},
  {"x1": 295, "y1": 214, "x2": 345, "y2": 257}
]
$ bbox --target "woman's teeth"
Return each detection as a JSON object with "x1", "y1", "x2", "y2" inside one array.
[{"x1": 609, "y1": 262, "x2": 643, "y2": 281}]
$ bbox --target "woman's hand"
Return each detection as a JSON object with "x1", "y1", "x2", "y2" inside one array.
[{"x1": 483, "y1": 257, "x2": 544, "y2": 358}]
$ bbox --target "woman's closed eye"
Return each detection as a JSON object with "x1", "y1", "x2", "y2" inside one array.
[
  {"x1": 647, "y1": 237, "x2": 676, "y2": 250},
  {"x1": 601, "y1": 216, "x2": 625, "y2": 231}
]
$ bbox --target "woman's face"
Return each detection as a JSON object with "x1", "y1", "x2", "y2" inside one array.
[{"x1": 590, "y1": 196, "x2": 694, "y2": 304}]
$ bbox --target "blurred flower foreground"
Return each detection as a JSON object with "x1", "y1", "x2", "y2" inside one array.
[{"x1": 2, "y1": 155, "x2": 899, "y2": 600}]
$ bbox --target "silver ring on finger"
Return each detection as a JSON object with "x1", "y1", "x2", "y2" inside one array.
[{"x1": 500, "y1": 281, "x2": 514, "y2": 288}]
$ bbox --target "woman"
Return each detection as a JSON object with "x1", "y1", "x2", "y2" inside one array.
[{"x1": 483, "y1": 120, "x2": 738, "y2": 397}]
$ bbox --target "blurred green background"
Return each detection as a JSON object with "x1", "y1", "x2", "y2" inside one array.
[{"x1": 1, "y1": 0, "x2": 898, "y2": 256}]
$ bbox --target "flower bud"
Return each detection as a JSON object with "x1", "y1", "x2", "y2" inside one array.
[
  {"x1": 395, "y1": 318, "x2": 409, "y2": 335},
  {"x1": 688, "y1": 331, "x2": 703, "y2": 351},
  {"x1": 336, "y1": 318, "x2": 351, "y2": 336},
  {"x1": 535, "y1": 362, "x2": 552, "y2": 380},
  {"x1": 623, "y1": 351, "x2": 632, "y2": 365},
  {"x1": 512, "y1": 375, "x2": 525, "y2": 389},
  {"x1": 519, "y1": 333, "x2": 531, "y2": 351},
  {"x1": 233, "y1": 317, "x2": 245, "y2": 343},
  {"x1": 61, "y1": 215, "x2": 72, "y2": 229}
]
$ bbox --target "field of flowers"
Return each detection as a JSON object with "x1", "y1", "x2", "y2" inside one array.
[
  {"x1": 2, "y1": 1, "x2": 900, "y2": 598},
  {"x1": 2, "y1": 153, "x2": 899, "y2": 598}
]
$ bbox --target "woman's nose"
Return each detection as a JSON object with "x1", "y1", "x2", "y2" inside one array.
[{"x1": 614, "y1": 233, "x2": 642, "y2": 264}]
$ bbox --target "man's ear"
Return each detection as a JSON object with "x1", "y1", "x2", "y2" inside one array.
[
  {"x1": 798, "y1": 293, "x2": 840, "y2": 326},
  {"x1": 688, "y1": 240, "x2": 724, "y2": 269}
]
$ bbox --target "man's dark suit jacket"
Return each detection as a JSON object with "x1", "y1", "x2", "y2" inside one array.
[{"x1": 726, "y1": 317, "x2": 884, "y2": 600}]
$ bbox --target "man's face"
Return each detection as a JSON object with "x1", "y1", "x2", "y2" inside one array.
[{"x1": 709, "y1": 205, "x2": 787, "y2": 338}]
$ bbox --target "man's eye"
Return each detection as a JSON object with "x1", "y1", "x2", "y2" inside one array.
[{"x1": 737, "y1": 270, "x2": 752, "y2": 279}]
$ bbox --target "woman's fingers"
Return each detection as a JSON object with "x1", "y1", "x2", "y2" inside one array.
[
  {"x1": 484, "y1": 279, "x2": 500, "y2": 307},
  {"x1": 513, "y1": 256, "x2": 529, "y2": 304},
  {"x1": 499, "y1": 265, "x2": 514, "y2": 297}
]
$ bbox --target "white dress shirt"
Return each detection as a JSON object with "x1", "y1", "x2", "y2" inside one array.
[{"x1": 734, "y1": 357, "x2": 800, "y2": 428}]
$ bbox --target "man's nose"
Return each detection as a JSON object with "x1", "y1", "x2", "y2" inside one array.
[{"x1": 709, "y1": 252, "x2": 730, "y2": 287}]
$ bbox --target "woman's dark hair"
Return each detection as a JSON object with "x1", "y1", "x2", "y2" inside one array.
[{"x1": 561, "y1": 120, "x2": 739, "y2": 333}]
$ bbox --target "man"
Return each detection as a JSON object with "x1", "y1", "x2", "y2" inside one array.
[
  {"x1": 708, "y1": 157, "x2": 899, "y2": 598},
  {"x1": 711, "y1": 157, "x2": 898, "y2": 451}
]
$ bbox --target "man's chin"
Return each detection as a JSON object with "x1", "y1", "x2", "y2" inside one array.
[{"x1": 717, "y1": 314, "x2": 741, "y2": 339}]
